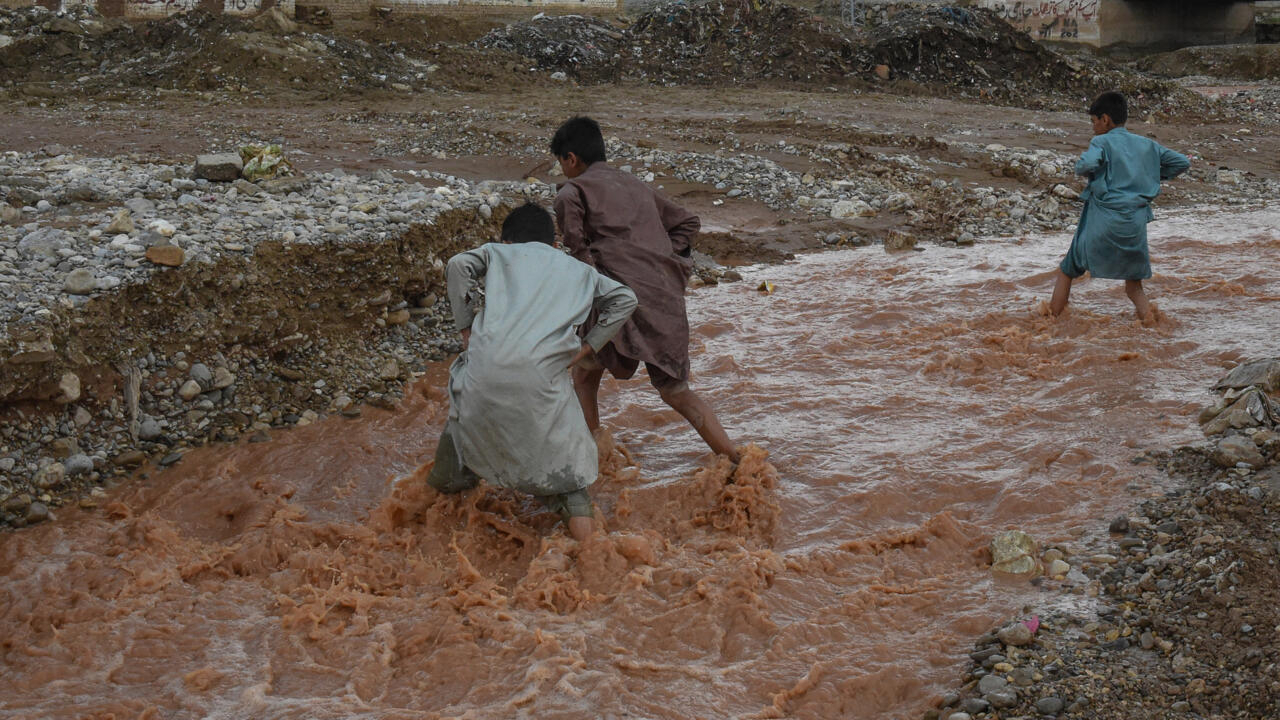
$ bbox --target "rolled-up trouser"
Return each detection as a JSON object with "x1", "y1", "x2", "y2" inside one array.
[{"x1": 427, "y1": 420, "x2": 594, "y2": 521}]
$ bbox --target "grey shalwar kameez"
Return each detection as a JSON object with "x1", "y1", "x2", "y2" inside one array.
[{"x1": 429, "y1": 241, "x2": 637, "y2": 510}]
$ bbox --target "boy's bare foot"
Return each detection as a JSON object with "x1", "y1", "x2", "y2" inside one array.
[{"x1": 568, "y1": 516, "x2": 595, "y2": 542}]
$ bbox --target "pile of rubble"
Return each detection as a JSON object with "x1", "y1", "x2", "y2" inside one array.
[
  {"x1": 478, "y1": 0, "x2": 1199, "y2": 112},
  {"x1": 933, "y1": 359, "x2": 1280, "y2": 720},
  {"x1": 0, "y1": 6, "x2": 535, "y2": 96},
  {"x1": 474, "y1": 14, "x2": 626, "y2": 80},
  {"x1": 1138, "y1": 44, "x2": 1280, "y2": 81}
]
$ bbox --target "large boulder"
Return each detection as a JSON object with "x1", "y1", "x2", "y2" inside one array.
[
  {"x1": 1215, "y1": 435, "x2": 1265, "y2": 468},
  {"x1": 1215, "y1": 358, "x2": 1280, "y2": 393}
]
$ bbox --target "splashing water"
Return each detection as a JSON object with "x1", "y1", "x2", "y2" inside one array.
[{"x1": 1, "y1": 208, "x2": 1277, "y2": 719}]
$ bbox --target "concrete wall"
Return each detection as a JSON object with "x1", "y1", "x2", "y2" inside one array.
[{"x1": 977, "y1": 0, "x2": 1102, "y2": 44}]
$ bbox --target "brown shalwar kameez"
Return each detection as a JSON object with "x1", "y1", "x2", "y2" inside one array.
[{"x1": 553, "y1": 162, "x2": 700, "y2": 386}]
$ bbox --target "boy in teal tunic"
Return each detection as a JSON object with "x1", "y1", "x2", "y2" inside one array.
[{"x1": 1049, "y1": 91, "x2": 1190, "y2": 321}]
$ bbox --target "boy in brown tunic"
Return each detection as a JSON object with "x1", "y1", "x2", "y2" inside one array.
[{"x1": 551, "y1": 116, "x2": 739, "y2": 463}]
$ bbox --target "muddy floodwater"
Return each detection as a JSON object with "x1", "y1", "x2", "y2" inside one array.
[{"x1": 2, "y1": 208, "x2": 1277, "y2": 719}]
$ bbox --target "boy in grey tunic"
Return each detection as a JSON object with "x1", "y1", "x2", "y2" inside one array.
[{"x1": 427, "y1": 203, "x2": 637, "y2": 541}]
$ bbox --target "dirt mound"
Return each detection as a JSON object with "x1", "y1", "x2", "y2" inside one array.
[
  {"x1": 476, "y1": 0, "x2": 1193, "y2": 111},
  {"x1": 854, "y1": 6, "x2": 1190, "y2": 111},
  {"x1": 624, "y1": 0, "x2": 858, "y2": 84},
  {"x1": 477, "y1": 0, "x2": 859, "y2": 83},
  {"x1": 0, "y1": 6, "x2": 538, "y2": 95},
  {"x1": 1137, "y1": 43, "x2": 1280, "y2": 80}
]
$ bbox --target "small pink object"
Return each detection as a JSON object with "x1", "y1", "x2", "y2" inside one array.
[{"x1": 1022, "y1": 616, "x2": 1040, "y2": 634}]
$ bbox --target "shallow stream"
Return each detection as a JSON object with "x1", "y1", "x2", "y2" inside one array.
[{"x1": 2, "y1": 208, "x2": 1277, "y2": 719}]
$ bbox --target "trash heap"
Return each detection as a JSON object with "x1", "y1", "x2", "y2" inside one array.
[
  {"x1": 477, "y1": 0, "x2": 859, "y2": 84},
  {"x1": 622, "y1": 0, "x2": 859, "y2": 84},
  {"x1": 473, "y1": 14, "x2": 625, "y2": 80}
]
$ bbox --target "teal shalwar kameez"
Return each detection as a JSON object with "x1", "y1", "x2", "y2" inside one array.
[{"x1": 1059, "y1": 127, "x2": 1190, "y2": 280}]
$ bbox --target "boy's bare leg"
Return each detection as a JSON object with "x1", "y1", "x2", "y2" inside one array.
[
  {"x1": 573, "y1": 366, "x2": 605, "y2": 431},
  {"x1": 658, "y1": 385, "x2": 740, "y2": 464},
  {"x1": 568, "y1": 516, "x2": 595, "y2": 542},
  {"x1": 1125, "y1": 279, "x2": 1153, "y2": 322},
  {"x1": 1049, "y1": 270, "x2": 1073, "y2": 316}
]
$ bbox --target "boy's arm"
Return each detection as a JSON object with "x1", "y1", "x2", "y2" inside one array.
[
  {"x1": 553, "y1": 184, "x2": 594, "y2": 267},
  {"x1": 445, "y1": 247, "x2": 489, "y2": 334},
  {"x1": 1074, "y1": 137, "x2": 1105, "y2": 178},
  {"x1": 655, "y1": 192, "x2": 700, "y2": 258},
  {"x1": 582, "y1": 275, "x2": 638, "y2": 353},
  {"x1": 1158, "y1": 145, "x2": 1190, "y2": 180}
]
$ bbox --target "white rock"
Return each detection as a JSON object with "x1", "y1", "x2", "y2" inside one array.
[
  {"x1": 830, "y1": 199, "x2": 873, "y2": 219},
  {"x1": 178, "y1": 379, "x2": 203, "y2": 401},
  {"x1": 149, "y1": 219, "x2": 176, "y2": 237},
  {"x1": 64, "y1": 268, "x2": 96, "y2": 295},
  {"x1": 56, "y1": 371, "x2": 81, "y2": 404}
]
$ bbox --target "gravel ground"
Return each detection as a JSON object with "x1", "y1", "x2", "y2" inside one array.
[{"x1": 930, "y1": 362, "x2": 1280, "y2": 720}]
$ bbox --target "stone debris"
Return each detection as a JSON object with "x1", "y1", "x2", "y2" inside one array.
[
  {"x1": 930, "y1": 435, "x2": 1280, "y2": 720},
  {"x1": 194, "y1": 153, "x2": 243, "y2": 183},
  {"x1": 990, "y1": 530, "x2": 1040, "y2": 576}
]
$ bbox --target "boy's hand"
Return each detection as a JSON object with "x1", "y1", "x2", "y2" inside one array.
[
  {"x1": 567, "y1": 342, "x2": 599, "y2": 370},
  {"x1": 461, "y1": 328, "x2": 471, "y2": 351}
]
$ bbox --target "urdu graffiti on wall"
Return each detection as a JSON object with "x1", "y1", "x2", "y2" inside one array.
[
  {"x1": 980, "y1": 0, "x2": 1100, "y2": 43},
  {"x1": 124, "y1": 0, "x2": 200, "y2": 17},
  {"x1": 224, "y1": 0, "x2": 264, "y2": 15}
]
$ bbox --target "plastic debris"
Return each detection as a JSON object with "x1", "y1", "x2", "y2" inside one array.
[{"x1": 239, "y1": 144, "x2": 293, "y2": 182}]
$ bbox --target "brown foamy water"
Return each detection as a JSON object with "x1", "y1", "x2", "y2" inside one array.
[{"x1": 2, "y1": 209, "x2": 1278, "y2": 719}]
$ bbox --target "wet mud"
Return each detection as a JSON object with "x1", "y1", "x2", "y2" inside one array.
[{"x1": 3, "y1": 208, "x2": 1277, "y2": 718}]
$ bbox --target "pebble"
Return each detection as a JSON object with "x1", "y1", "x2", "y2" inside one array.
[
  {"x1": 1034, "y1": 697, "x2": 1064, "y2": 715},
  {"x1": 213, "y1": 366, "x2": 235, "y2": 389},
  {"x1": 190, "y1": 363, "x2": 213, "y2": 388},
  {"x1": 24, "y1": 502, "x2": 50, "y2": 524},
  {"x1": 977, "y1": 674, "x2": 1008, "y2": 694},
  {"x1": 64, "y1": 268, "x2": 96, "y2": 295},
  {"x1": 33, "y1": 463, "x2": 65, "y2": 490},
  {"x1": 178, "y1": 380, "x2": 203, "y2": 401},
  {"x1": 138, "y1": 418, "x2": 162, "y2": 440},
  {"x1": 64, "y1": 453, "x2": 94, "y2": 477},
  {"x1": 997, "y1": 622, "x2": 1033, "y2": 647},
  {"x1": 986, "y1": 689, "x2": 1019, "y2": 709}
]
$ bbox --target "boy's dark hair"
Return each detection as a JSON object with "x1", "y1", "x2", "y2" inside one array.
[
  {"x1": 1088, "y1": 91, "x2": 1127, "y2": 125},
  {"x1": 550, "y1": 116, "x2": 607, "y2": 164},
  {"x1": 501, "y1": 202, "x2": 556, "y2": 245}
]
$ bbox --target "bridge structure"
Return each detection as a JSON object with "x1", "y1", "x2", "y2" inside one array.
[{"x1": 975, "y1": 0, "x2": 1256, "y2": 48}]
